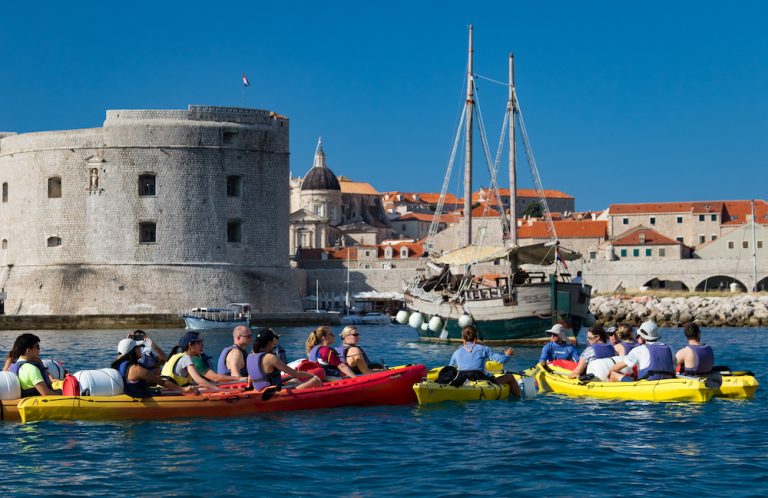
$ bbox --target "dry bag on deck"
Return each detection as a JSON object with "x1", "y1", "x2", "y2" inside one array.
[
  {"x1": 73, "y1": 368, "x2": 124, "y2": 396},
  {"x1": 0, "y1": 371, "x2": 21, "y2": 400}
]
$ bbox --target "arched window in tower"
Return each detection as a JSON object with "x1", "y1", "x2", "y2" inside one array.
[
  {"x1": 2, "y1": 182, "x2": 7, "y2": 203},
  {"x1": 139, "y1": 174, "x2": 156, "y2": 196},
  {"x1": 48, "y1": 177, "x2": 62, "y2": 198},
  {"x1": 47, "y1": 236, "x2": 62, "y2": 247},
  {"x1": 1, "y1": 239, "x2": 7, "y2": 250}
]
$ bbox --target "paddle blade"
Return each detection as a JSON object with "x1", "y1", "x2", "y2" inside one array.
[{"x1": 520, "y1": 376, "x2": 537, "y2": 398}]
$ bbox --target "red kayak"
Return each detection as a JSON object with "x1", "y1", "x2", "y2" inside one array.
[{"x1": 16, "y1": 364, "x2": 427, "y2": 422}]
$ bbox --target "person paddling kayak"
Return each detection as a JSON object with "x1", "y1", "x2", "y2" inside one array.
[{"x1": 449, "y1": 325, "x2": 521, "y2": 397}]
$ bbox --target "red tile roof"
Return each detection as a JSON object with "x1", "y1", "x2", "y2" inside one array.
[
  {"x1": 473, "y1": 188, "x2": 574, "y2": 202},
  {"x1": 611, "y1": 226, "x2": 680, "y2": 246},
  {"x1": 517, "y1": 220, "x2": 608, "y2": 239},
  {"x1": 395, "y1": 212, "x2": 459, "y2": 223},
  {"x1": 609, "y1": 201, "x2": 724, "y2": 215},
  {"x1": 297, "y1": 242, "x2": 426, "y2": 260},
  {"x1": 721, "y1": 200, "x2": 768, "y2": 225}
]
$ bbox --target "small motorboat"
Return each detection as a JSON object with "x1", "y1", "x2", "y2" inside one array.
[{"x1": 181, "y1": 303, "x2": 251, "y2": 330}]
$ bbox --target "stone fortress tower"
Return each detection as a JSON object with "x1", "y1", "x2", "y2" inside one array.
[{"x1": 0, "y1": 105, "x2": 301, "y2": 314}]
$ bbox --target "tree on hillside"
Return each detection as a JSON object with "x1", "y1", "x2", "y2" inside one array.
[{"x1": 521, "y1": 200, "x2": 544, "y2": 218}]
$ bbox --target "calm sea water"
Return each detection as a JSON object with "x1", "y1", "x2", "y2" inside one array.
[{"x1": 0, "y1": 325, "x2": 765, "y2": 497}]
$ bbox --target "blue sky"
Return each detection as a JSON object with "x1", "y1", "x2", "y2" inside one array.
[{"x1": 1, "y1": 1, "x2": 766, "y2": 211}]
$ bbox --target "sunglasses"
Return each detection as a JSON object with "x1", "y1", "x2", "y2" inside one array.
[
  {"x1": 239, "y1": 335, "x2": 252, "y2": 339},
  {"x1": 348, "y1": 333, "x2": 360, "y2": 337}
]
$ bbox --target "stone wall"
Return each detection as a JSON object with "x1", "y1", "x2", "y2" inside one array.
[
  {"x1": 0, "y1": 106, "x2": 300, "y2": 314},
  {"x1": 591, "y1": 294, "x2": 768, "y2": 327}
]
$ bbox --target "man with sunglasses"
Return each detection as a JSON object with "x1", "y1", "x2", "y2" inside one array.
[
  {"x1": 217, "y1": 325, "x2": 253, "y2": 377},
  {"x1": 336, "y1": 326, "x2": 380, "y2": 375}
]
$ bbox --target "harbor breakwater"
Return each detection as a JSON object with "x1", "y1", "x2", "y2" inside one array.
[{"x1": 591, "y1": 294, "x2": 768, "y2": 328}]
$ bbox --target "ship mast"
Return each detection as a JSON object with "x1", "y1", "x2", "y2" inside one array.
[
  {"x1": 463, "y1": 25, "x2": 474, "y2": 247},
  {"x1": 508, "y1": 53, "x2": 518, "y2": 252},
  {"x1": 752, "y1": 199, "x2": 758, "y2": 292}
]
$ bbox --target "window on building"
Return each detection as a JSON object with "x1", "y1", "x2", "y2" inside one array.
[
  {"x1": 139, "y1": 174, "x2": 156, "y2": 196},
  {"x1": 589, "y1": 251, "x2": 597, "y2": 260},
  {"x1": 384, "y1": 247, "x2": 393, "y2": 259},
  {"x1": 400, "y1": 247, "x2": 409, "y2": 258},
  {"x1": 758, "y1": 241, "x2": 763, "y2": 249},
  {"x1": 1, "y1": 239, "x2": 6, "y2": 250},
  {"x1": 362, "y1": 264, "x2": 372, "y2": 269},
  {"x1": 401, "y1": 224, "x2": 407, "y2": 231},
  {"x1": 699, "y1": 235, "x2": 705, "y2": 244},
  {"x1": 676, "y1": 216, "x2": 683, "y2": 224},
  {"x1": 47, "y1": 236, "x2": 62, "y2": 247},
  {"x1": 728, "y1": 241, "x2": 734, "y2": 249},
  {"x1": 659, "y1": 248, "x2": 666, "y2": 257},
  {"x1": 622, "y1": 218, "x2": 629, "y2": 225},
  {"x1": 620, "y1": 249, "x2": 627, "y2": 257},
  {"x1": 698, "y1": 214, "x2": 705, "y2": 222},
  {"x1": 645, "y1": 248, "x2": 652, "y2": 256},
  {"x1": 649, "y1": 217, "x2": 656, "y2": 225},
  {"x1": 633, "y1": 249, "x2": 640, "y2": 257},
  {"x1": 676, "y1": 236, "x2": 684, "y2": 244},
  {"x1": 711, "y1": 214, "x2": 717, "y2": 221},
  {"x1": 2, "y1": 182, "x2": 7, "y2": 203},
  {"x1": 139, "y1": 222, "x2": 156, "y2": 243},
  {"x1": 227, "y1": 220, "x2": 242, "y2": 243},
  {"x1": 315, "y1": 204, "x2": 325, "y2": 217},
  {"x1": 743, "y1": 241, "x2": 749, "y2": 249},
  {"x1": 711, "y1": 234, "x2": 717, "y2": 241},
  {"x1": 48, "y1": 177, "x2": 62, "y2": 198},
  {"x1": 227, "y1": 176, "x2": 242, "y2": 197}
]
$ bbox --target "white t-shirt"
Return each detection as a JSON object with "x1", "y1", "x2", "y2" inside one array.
[{"x1": 623, "y1": 342, "x2": 671, "y2": 373}]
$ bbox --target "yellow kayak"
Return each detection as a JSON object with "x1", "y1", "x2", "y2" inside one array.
[
  {"x1": 534, "y1": 364, "x2": 715, "y2": 403},
  {"x1": 413, "y1": 379, "x2": 510, "y2": 404},
  {"x1": 712, "y1": 371, "x2": 759, "y2": 399}
]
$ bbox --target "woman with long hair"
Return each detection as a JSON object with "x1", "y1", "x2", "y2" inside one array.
[
  {"x1": 247, "y1": 328, "x2": 321, "y2": 391},
  {"x1": 305, "y1": 327, "x2": 355, "y2": 378}
]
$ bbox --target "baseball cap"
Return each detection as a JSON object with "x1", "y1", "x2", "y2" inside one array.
[
  {"x1": 545, "y1": 324, "x2": 567, "y2": 340},
  {"x1": 117, "y1": 338, "x2": 144, "y2": 356}
]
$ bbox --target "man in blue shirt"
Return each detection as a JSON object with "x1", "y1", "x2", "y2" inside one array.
[
  {"x1": 449, "y1": 325, "x2": 521, "y2": 397},
  {"x1": 538, "y1": 324, "x2": 580, "y2": 364}
]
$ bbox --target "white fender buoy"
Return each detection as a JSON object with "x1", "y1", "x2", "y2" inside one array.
[
  {"x1": 428, "y1": 316, "x2": 443, "y2": 332},
  {"x1": 458, "y1": 313, "x2": 474, "y2": 328},
  {"x1": 43, "y1": 358, "x2": 66, "y2": 380},
  {"x1": 395, "y1": 310, "x2": 410, "y2": 324},
  {"x1": 408, "y1": 312, "x2": 424, "y2": 329},
  {"x1": 420, "y1": 322, "x2": 429, "y2": 332}
]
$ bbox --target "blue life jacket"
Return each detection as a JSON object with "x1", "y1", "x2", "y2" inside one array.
[
  {"x1": 591, "y1": 343, "x2": 616, "y2": 360},
  {"x1": 117, "y1": 360, "x2": 155, "y2": 398},
  {"x1": 637, "y1": 343, "x2": 675, "y2": 381},
  {"x1": 541, "y1": 341, "x2": 580, "y2": 362},
  {"x1": 217, "y1": 345, "x2": 248, "y2": 376},
  {"x1": 620, "y1": 341, "x2": 639, "y2": 355},
  {"x1": 138, "y1": 352, "x2": 158, "y2": 370},
  {"x1": 684, "y1": 344, "x2": 714, "y2": 376},
  {"x1": 339, "y1": 345, "x2": 371, "y2": 375},
  {"x1": 10, "y1": 359, "x2": 53, "y2": 397},
  {"x1": 247, "y1": 352, "x2": 282, "y2": 390},
  {"x1": 308, "y1": 345, "x2": 321, "y2": 362}
]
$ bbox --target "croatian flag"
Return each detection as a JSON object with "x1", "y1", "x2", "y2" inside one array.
[
  {"x1": 556, "y1": 247, "x2": 568, "y2": 269},
  {"x1": 242, "y1": 73, "x2": 251, "y2": 87}
]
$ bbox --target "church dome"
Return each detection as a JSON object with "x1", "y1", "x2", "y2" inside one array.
[{"x1": 300, "y1": 138, "x2": 341, "y2": 191}]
